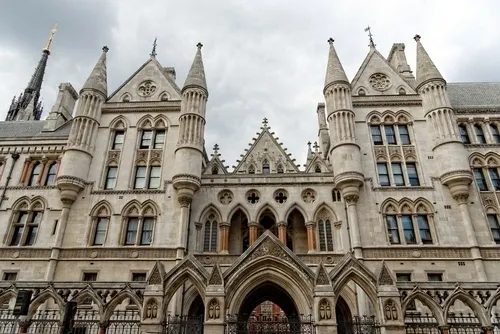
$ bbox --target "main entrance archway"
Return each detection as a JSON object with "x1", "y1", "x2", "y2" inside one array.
[{"x1": 226, "y1": 281, "x2": 314, "y2": 334}]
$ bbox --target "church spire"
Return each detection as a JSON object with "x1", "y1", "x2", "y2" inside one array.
[
  {"x1": 324, "y1": 38, "x2": 349, "y2": 92},
  {"x1": 5, "y1": 25, "x2": 57, "y2": 121},
  {"x1": 81, "y1": 46, "x2": 108, "y2": 96},
  {"x1": 183, "y1": 43, "x2": 207, "y2": 93},
  {"x1": 414, "y1": 34, "x2": 444, "y2": 89}
]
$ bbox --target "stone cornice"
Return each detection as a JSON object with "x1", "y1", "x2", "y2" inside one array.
[
  {"x1": 0, "y1": 185, "x2": 58, "y2": 191},
  {"x1": 455, "y1": 107, "x2": 500, "y2": 114},
  {"x1": 465, "y1": 143, "x2": 500, "y2": 149},
  {"x1": 102, "y1": 100, "x2": 181, "y2": 113},
  {"x1": 352, "y1": 94, "x2": 422, "y2": 108},
  {"x1": 201, "y1": 174, "x2": 335, "y2": 187},
  {"x1": 0, "y1": 145, "x2": 66, "y2": 155},
  {"x1": 89, "y1": 181, "x2": 169, "y2": 194}
]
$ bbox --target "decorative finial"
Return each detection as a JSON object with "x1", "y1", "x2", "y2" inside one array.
[
  {"x1": 150, "y1": 37, "x2": 157, "y2": 57},
  {"x1": 213, "y1": 143, "x2": 219, "y2": 155},
  {"x1": 197, "y1": 42, "x2": 203, "y2": 49},
  {"x1": 307, "y1": 141, "x2": 312, "y2": 147},
  {"x1": 364, "y1": 26, "x2": 376, "y2": 48},
  {"x1": 43, "y1": 23, "x2": 58, "y2": 53},
  {"x1": 414, "y1": 34, "x2": 421, "y2": 42},
  {"x1": 262, "y1": 117, "x2": 269, "y2": 128},
  {"x1": 102, "y1": 46, "x2": 109, "y2": 53},
  {"x1": 327, "y1": 38, "x2": 335, "y2": 45}
]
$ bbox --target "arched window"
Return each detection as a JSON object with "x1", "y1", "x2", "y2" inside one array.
[
  {"x1": 90, "y1": 203, "x2": 110, "y2": 246},
  {"x1": 28, "y1": 162, "x2": 41, "y2": 186},
  {"x1": 105, "y1": 164, "x2": 118, "y2": 190},
  {"x1": 248, "y1": 165, "x2": 255, "y2": 174},
  {"x1": 475, "y1": 124, "x2": 486, "y2": 144},
  {"x1": 358, "y1": 89, "x2": 366, "y2": 96},
  {"x1": 332, "y1": 189, "x2": 342, "y2": 202},
  {"x1": 112, "y1": 131, "x2": 125, "y2": 150},
  {"x1": 203, "y1": 213, "x2": 218, "y2": 252},
  {"x1": 44, "y1": 163, "x2": 57, "y2": 186},
  {"x1": 9, "y1": 199, "x2": 44, "y2": 246},
  {"x1": 277, "y1": 164, "x2": 284, "y2": 174},
  {"x1": 458, "y1": 124, "x2": 470, "y2": 144},
  {"x1": 382, "y1": 200, "x2": 434, "y2": 245},
  {"x1": 211, "y1": 165, "x2": 218, "y2": 175},
  {"x1": 317, "y1": 210, "x2": 333, "y2": 251},
  {"x1": 123, "y1": 202, "x2": 156, "y2": 246},
  {"x1": 490, "y1": 124, "x2": 500, "y2": 144},
  {"x1": 262, "y1": 160, "x2": 270, "y2": 175},
  {"x1": 471, "y1": 155, "x2": 500, "y2": 192},
  {"x1": 315, "y1": 165, "x2": 321, "y2": 173},
  {"x1": 398, "y1": 87, "x2": 406, "y2": 95}
]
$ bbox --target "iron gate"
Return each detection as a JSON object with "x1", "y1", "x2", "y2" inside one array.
[
  {"x1": 225, "y1": 314, "x2": 315, "y2": 334},
  {"x1": 448, "y1": 313, "x2": 483, "y2": 334},
  {"x1": 27, "y1": 310, "x2": 60, "y2": 334},
  {"x1": 0, "y1": 310, "x2": 18, "y2": 334},
  {"x1": 163, "y1": 315, "x2": 204, "y2": 334},
  {"x1": 337, "y1": 315, "x2": 380, "y2": 334}
]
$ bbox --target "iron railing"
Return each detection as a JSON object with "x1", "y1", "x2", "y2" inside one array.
[
  {"x1": 27, "y1": 309, "x2": 60, "y2": 334},
  {"x1": 448, "y1": 313, "x2": 483, "y2": 334},
  {"x1": 405, "y1": 313, "x2": 440, "y2": 334},
  {"x1": 337, "y1": 315, "x2": 380, "y2": 334},
  {"x1": 0, "y1": 310, "x2": 18, "y2": 334},
  {"x1": 225, "y1": 314, "x2": 314, "y2": 334},
  {"x1": 163, "y1": 315, "x2": 204, "y2": 334}
]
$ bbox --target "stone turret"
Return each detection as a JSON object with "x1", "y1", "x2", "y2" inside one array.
[
  {"x1": 172, "y1": 43, "x2": 208, "y2": 256},
  {"x1": 387, "y1": 43, "x2": 415, "y2": 82},
  {"x1": 316, "y1": 103, "x2": 330, "y2": 159},
  {"x1": 57, "y1": 46, "x2": 108, "y2": 203},
  {"x1": 323, "y1": 38, "x2": 364, "y2": 258},
  {"x1": 415, "y1": 35, "x2": 486, "y2": 281}
]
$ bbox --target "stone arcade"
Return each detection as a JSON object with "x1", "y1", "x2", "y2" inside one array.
[{"x1": 1, "y1": 30, "x2": 500, "y2": 334}]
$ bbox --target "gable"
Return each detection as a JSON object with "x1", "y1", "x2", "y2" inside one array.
[
  {"x1": 351, "y1": 49, "x2": 416, "y2": 96},
  {"x1": 107, "y1": 58, "x2": 181, "y2": 103},
  {"x1": 304, "y1": 154, "x2": 331, "y2": 173},
  {"x1": 234, "y1": 129, "x2": 299, "y2": 174}
]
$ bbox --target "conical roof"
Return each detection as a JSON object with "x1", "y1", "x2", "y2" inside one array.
[
  {"x1": 183, "y1": 43, "x2": 207, "y2": 92},
  {"x1": 81, "y1": 46, "x2": 108, "y2": 95},
  {"x1": 324, "y1": 38, "x2": 349, "y2": 91},
  {"x1": 414, "y1": 35, "x2": 444, "y2": 89}
]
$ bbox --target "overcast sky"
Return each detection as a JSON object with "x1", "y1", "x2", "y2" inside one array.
[{"x1": 0, "y1": 0, "x2": 499, "y2": 169}]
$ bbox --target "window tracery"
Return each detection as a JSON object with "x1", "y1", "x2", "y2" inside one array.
[
  {"x1": 138, "y1": 80, "x2": 157, "y2": 97},
  {"x1": 246, "y1": 190, "x2": 260, "y2": 204},
  {"x1": 457, "y1": 119, "x2": 500, "y2": 145},
  {"x1": 302, "y1": 189, "x2": 316, "y2": 203},
  {"x1": 317, "y1": 209, "x2": 334, "y2": 252},
  {"x1": 218, "y1": 190, "x2": 233, "y2": 205},
  {"x1": 89, "y1": 202, "x2": 111, "y2": 246},
  {"x1": 8, "y1": 198, "x2": 45, "y2": 246},
  {"x1": 203, "y1": 213, "x2": 218, "y2": 252},
  {"x1": 274, "y1": 189, "x2": 288, "y2": 204},
  {"x1": 21, "y1": 157, "x2": 60, "y2": 187},
  {"x1": 381, "y1": 199, "x2": 435, "y2": 245},
  {"x1": 122, "y1": 202, "x2": 157, "y2": 246}
]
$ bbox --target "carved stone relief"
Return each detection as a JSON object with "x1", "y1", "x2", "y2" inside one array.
[
  {"x1": 208, "y1": 299, "x2": 220, "y2": 320},
  {"x1": 384, "y1": 299, "x2": 398, "y2": 321},
  {"x1": 369, "y1": 73, "x2": 391, "y2": 91},
  {"x1": 144, "y1": 298, "x2": 158, "y2": 319},
  {"x1": 138, "y1": 81, "x2": 157, "y2": 97},
  {"x1": 319, "y1": 299, "x2": 332, "y2": 320}
]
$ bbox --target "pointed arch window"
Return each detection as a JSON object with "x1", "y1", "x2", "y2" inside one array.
[
  {"x1": 277, "y1": 164, "x2": 284, "y2": 174},
  {"x1": 211, "y1": 165, "x2": 219, "y2": 175},
  {"x1": 487, "y1": 214, "x2": 500, "y2": 244},
  {"x1": 140, "y1": 130, "x2": 153, "y2": 149},
  {"x1": 9, "y1": 201, "x2": 43, "y2": 246},
  {"x1": 262, "y1": 160, "x2": 270, "y2": 175},
  {"x1": 383, "y1": 201, "x2": 434, "y2": 245},
  {"x1": 458, "y1": 124, "x2": 470, "y2": 144},
  {"x1": 474, "y1": 124, "x2": 486, "y2": 144},
  {"x1": 248, "y1": 165, "x2": 255, "y2": 174},
  {"x1": 112, "y1": 131, "x2": 125, "y2": 150},
  {"x1": 370, "y1": 125, "x2": 383, "y2": 145},
  {"x1": 317, "y1": 211, "x2": 334, "y2": 252},
  {"x1": 385, "y1": 125, "x2": 396, "y2": 145},
  {"x1": 398, "y1": 125, "x2": 411, "y2": 145},
  {"x1": 122, "y1": 204, "x2": 156, "y2": 246},
  {"x1": 490, "y1": 124, "x2": 500, "y2": 144},
  {"x1": 44, "y1": 163, "x2": 57, "y2": 186},
  {"x1": 28, "y1": 162, "x2": 41, "y2": 186},
  {"x1": 203, "y1": 214, "x2": 218, "y2": 252},
  {"x1": 315, "y1": 165, "x2": 321, "y2": 173},
  {"x1": 89, "y1": 204, "x2": 110, "y2": 246}
]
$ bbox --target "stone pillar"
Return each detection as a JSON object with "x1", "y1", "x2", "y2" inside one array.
[
  {"x1": 195, "y1": 222, "x2": 202, "y2": 252},
  {"x1": 19, "y1": 158, "x2": 30, "y2": 184},
  {"x1": 205, "y1": 266, "x2": 225, "y2": 334},
  {"x1": 277, "y1": 221, "x2": 287, "y2": 244},
  {"x1": 176, "y1": 194, "x2": 192, "y2": 259},
  {"x1": 97, "y1": 322, "x2": 108, "y2": 334},
  {"x1": 306, "y1": 222, "x2": 316, "y2": 253},
  {"x1": 439, "y1": 326, "x2": 450, "y2": 334},
  {"x1": 344, "y1": 194, "x2": 362, "y2": 259},
  {"x1": 18, "y1": 319, "x2": 30, "y2": 334},
  {"x1": 453, "y1": 193, "x2": 487, "y2": 281},
  {"x1": 314, "y1": 289, "x2": 336, "y2": 334},
  {"x1": 377, "y1": 286, "x2": 405, "y2": 334},
  {"x1": 45, "y1": 197, "x2": 74, "y2": 281},
  {"x1": 220, "y1": 223, "x2": 229, "y2": 254},
  {"x1": 249, "y1": 222, "x2": 259, "y2": 245},
  {"x1": 36, "y1": 157, "x2": 48, "y2": 185},
  {"x1": 141, "y1": 283, "x2": 165, "y2": 334}
]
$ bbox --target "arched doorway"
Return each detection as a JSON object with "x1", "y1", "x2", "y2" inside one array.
[
  {"x1": 226, "y1": 281, "x2": 313, "y2": 334},
  {"x1": 336, "y1": 296, "x2": 353, "y2": 334},
  {"x1": 187, "y1": 295, "x2": 204, "y2": 317}
]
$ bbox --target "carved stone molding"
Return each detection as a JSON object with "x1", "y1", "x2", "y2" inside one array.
[
  {"x1": 318, "y1": 299, "x2": 332, "y2": 320},
  {"x1": 144, "y1": 298, "x2": 158, "y2": 319}
]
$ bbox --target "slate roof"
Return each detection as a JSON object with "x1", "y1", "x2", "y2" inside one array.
[
  {"x1": 0, "y1": 120, "x2": 72, "y2": 139},
  {"x1": 448, "y1": 82, "x2": 500, "y2": 108}
]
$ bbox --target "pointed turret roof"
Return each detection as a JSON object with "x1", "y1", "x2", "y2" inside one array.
[
  {"x1": 183, "y1": 43, "x2": 207, "y2": 92},
  {"x1": 414, "y1": 35, "x2": 444, "y2": 89},
  {"x1": 81, "y1": 46, "x2": 108, "y2": 96},
  {"x1": 324, "y1": 38, "x2": 349, "y2": 91}
]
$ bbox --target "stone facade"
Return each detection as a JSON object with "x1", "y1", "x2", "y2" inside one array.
[{"x1": 0, "y1": 36, "x2": 500, "y2": 334}]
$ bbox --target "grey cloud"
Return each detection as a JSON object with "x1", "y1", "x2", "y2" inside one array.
[{"x1": 0, "y1": 0, "x2": 499, "y2": 169}]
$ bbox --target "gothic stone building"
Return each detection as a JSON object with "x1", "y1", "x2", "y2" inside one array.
[{"x1": 0, "y1": 33, "x2": 500, "y2": 334}]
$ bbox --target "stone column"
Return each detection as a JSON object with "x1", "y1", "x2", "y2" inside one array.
[
  {"x1": 176, "y1": 194, "x2": 192, "y2": 259},
  {"x1": 277, "y1": 221, "x2": 287, "y2": 244},
  {"x1": 314, "y1": 287, "x2": 336, "y2": 334},
  {"x1": 19, "y1": 158, "x2": 31, "y2": 184},
  {"x1": 453, "y1": 193, "x2": 487, "y2": 281},
  {"x1": 220, "y1": 222, "x2": 229, "y2": 254},
  {"x1": 195, "y1": 222, "x2": 202, "y2": 252},
  {"x1": 97, "y1": 322, "x2": 108, "y2": 334},
  {"x1": 36, "y1": 157, "x2": 48, "y2": 185},
  {"x1": 45, "y1": 197, "x2": 74, "y2": 281},
  {"x1": 249, "y1": 222, "x2": 259, "y2": 245},
  {"x1": 377, "y1": 286, "x2": 406, "y2": 334},
  {"x1": 305, "y1": 222, "x2": 316, "y2": 253},
  {"x1": 141, "y1": 283, "x2": 165, "y2": 334},
  {"x1": 344, "y1": 194, "x2": 362, "y2": 259}
]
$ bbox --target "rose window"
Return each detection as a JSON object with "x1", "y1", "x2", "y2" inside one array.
[
  {"x1": 369, "y1": 73, "x2": 391, "y2": 91},
  {"x1": 138, "y1": 81, "x2": 157, "y2": 97}
]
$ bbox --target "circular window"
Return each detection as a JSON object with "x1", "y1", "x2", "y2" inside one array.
[
  {"x1": 246, "y1": 190, "x2": 260, "y2": 204},
  {"x1": 138, "y1": 80, "x2": 157, "y2": 97},
  {"x1": 369, "y1": 73, "x2": 391, "y2": 91},
  {"x1": 301, "y1": 189, "x2": 317, "y2": 203},
  {"x1": 273, "y1": 189, "x2": 288, "y2": 204},
  {"x1": 218, "y1": 190, "x2": 233, "y2": 205}
]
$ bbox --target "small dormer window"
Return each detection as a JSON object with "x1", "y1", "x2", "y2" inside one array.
[
  {"x1": 211, "y1": 165, "x2": 218, "y2": 175},
  {"x1": 358, "y1": 89, "x2": 366, "y2": 96},
  {"x1": 248, "y1": 165, "x2": 255, "y2": 174},
  {"x1": 399, "y1": 87, "x2": 406, "y2": 95},
  {"x1": 315, "y1": 165, "x2": 321, "y2": 173},
  {"x1": 277, "y1": 164, "x2": 284, "y2": 174},
  {"x1": 262, "y1": 160, "x2": 270, "y2": 175}
]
